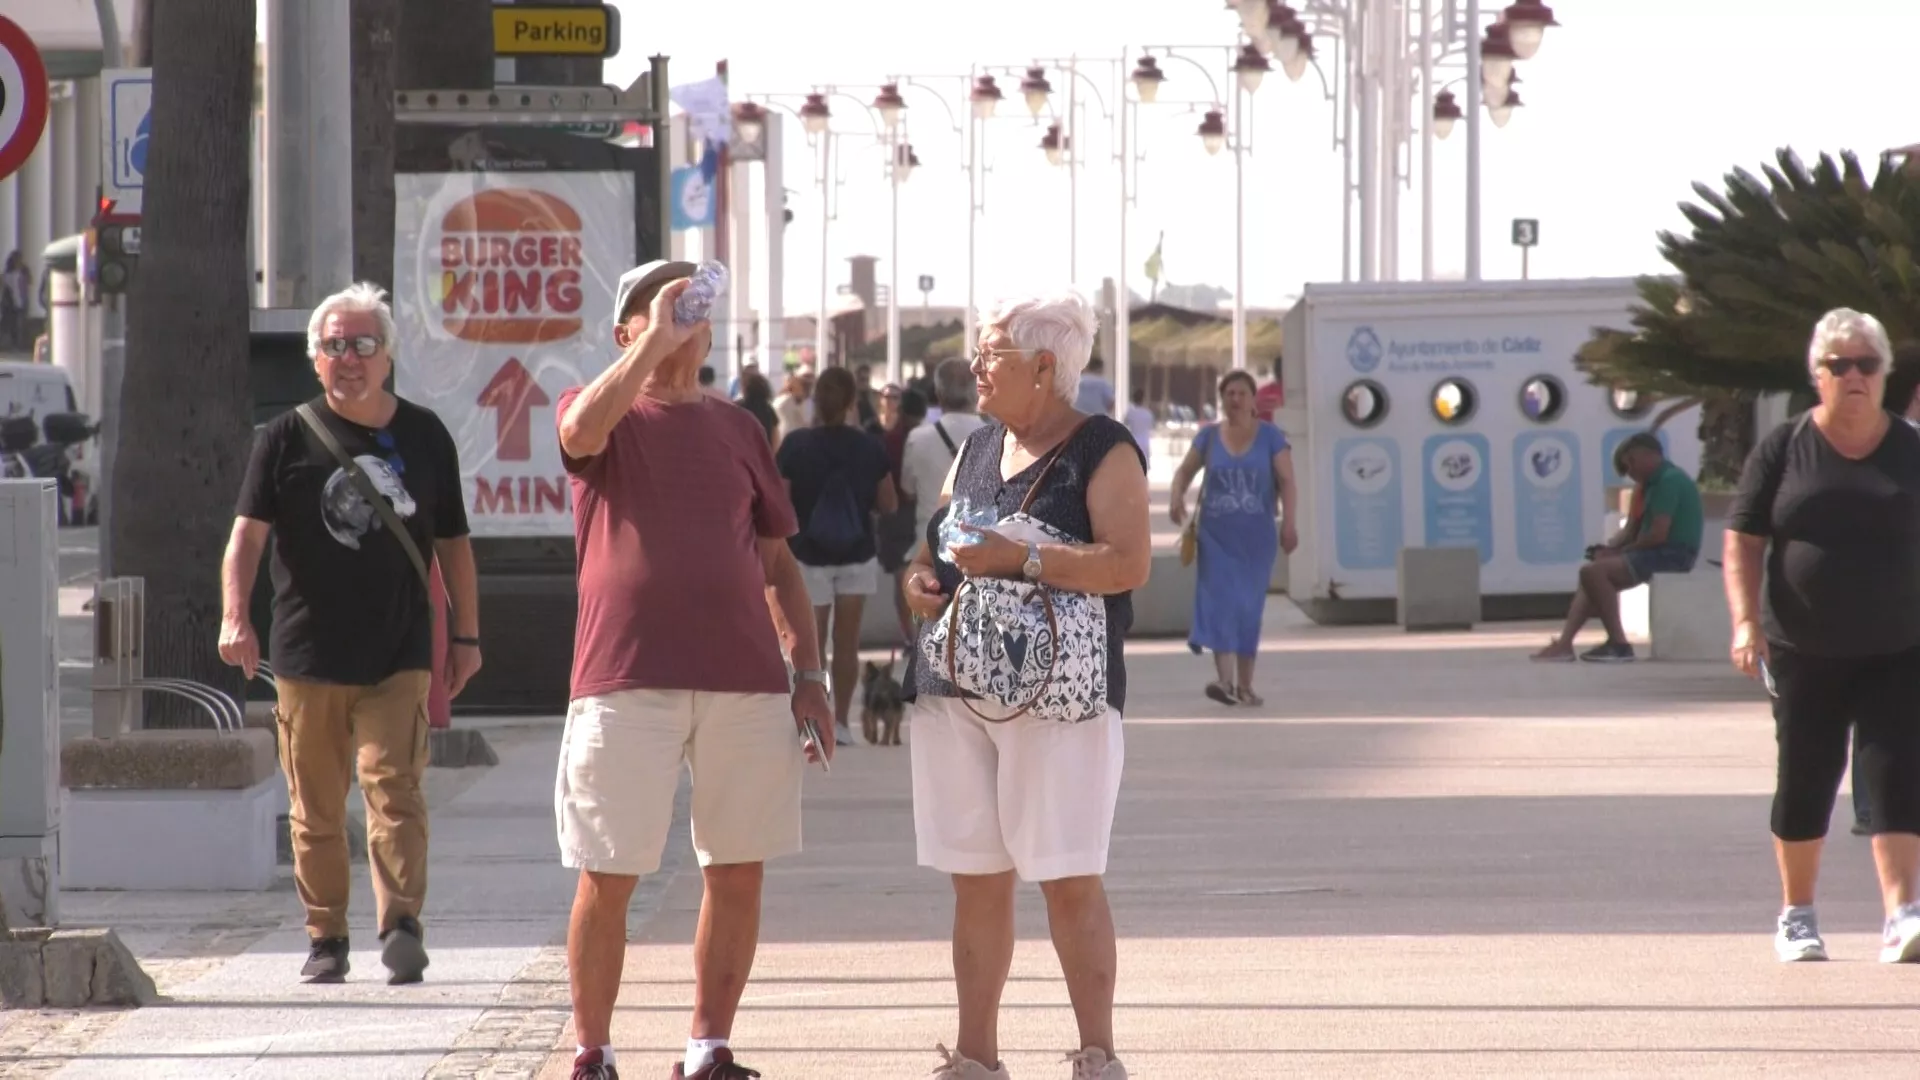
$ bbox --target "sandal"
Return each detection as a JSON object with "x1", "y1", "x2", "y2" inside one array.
[
  {"x1": 1204, "y1": 681, "x2": 1236, "y2": 705},
  {"x1": 1235, "y1": 687, "x2": 1265, "y2": 707}
]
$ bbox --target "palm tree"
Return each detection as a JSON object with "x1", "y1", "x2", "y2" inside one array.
[
  {"x1": 1576, "y1": 150, "x2": 1920, "y2": 484},
  {"x1": 110, "y1": 0, "x2": 257, "y2": 725}
]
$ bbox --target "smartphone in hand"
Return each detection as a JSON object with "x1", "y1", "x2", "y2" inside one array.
[{"x1": 800, "y1": 717, "x2": 831, "y2": 774}]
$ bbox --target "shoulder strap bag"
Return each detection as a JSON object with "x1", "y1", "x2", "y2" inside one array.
[
  {"x1": 934, "y1": 419, "x2": 959, "y2": 457},
  {"x1": 295, "y1": 403, "x2": 432, "y2": 591},
  {"x1": 1179, "y1": 425, "x2": 1214, "y2": 568},
  {"x1": 941, "y1": 420, "x2": 1094, "y2": 723}
]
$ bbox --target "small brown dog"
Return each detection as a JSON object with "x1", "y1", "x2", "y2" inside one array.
[{"x1": 860, "y1": 655, "x2": 907, "y2": 747}]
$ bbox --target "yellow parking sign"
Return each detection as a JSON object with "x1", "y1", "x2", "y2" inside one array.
[{"x1": 491, "y1": 5, "x2": 620, "y2": 56}]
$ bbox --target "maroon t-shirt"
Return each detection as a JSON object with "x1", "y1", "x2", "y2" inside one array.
[{"x1": 558, "y1": 389, "x2": 799, "y2": 700}]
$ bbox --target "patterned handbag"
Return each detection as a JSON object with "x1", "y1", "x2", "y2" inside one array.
[{"x1": 919, "y1": 433, "x2": 1109, "y2": 724}]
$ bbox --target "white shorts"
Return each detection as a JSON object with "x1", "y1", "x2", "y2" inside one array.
[
  {"x1": 908, "y1": 696, "x2": 1125, "y2": 882},
  {"x1": 800, "y1": 558, "x2": 880, "y2": 604},
  {"x1": 556, "y1": 689, "x2": 804, "y2": 875}
]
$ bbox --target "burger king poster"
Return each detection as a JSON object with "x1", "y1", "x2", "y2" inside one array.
[{"x1": 393, "y1": 171, "x2": 635, "y2": 537}]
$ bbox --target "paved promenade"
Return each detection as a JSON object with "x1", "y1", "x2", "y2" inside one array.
[{"x1": 8, "y1": 599, "x2": 1920, "y2": 1077}]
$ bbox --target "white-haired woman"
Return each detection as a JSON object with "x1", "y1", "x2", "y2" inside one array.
[
  {"x1": 1725, "y1": 307, "x2": 1920, "y2": 964},
  {"x1": 901, "y1": 293, "x2": 1150, "y2": 1080}
]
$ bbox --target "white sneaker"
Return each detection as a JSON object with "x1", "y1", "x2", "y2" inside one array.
[
  {"x1": 1066, "y1": 1048, "x2": 1128, "y2": 1080},
  {"x1": 1775, "y1": 908, "x2": 1828, "y2": 962},
  {"x1": 930, "y1": 1044, "x2": 1009, "y2": 1079},
  {"x1": 1879, "y1": 903, "x2": 1920, "y2": 963}
]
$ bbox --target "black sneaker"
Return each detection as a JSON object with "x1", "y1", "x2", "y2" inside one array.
[
  {"x1": 301, "y1": 936, "x2": 350, "y2": 983},
  {"x1": 379, "y1": 915, "x2": 429, "y2": 985},
  {"x1": 571, "y1": 1047, "x2": 618, "y2": 1080},
  {"x1": 1579, "y1": 641, "x2": 1636, "y2": 663}
]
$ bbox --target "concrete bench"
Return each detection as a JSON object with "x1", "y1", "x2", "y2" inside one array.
[
  {"x1": 1397, "y1": 547, "x2": 1481, "y2": 631},
  {"x1": 1642, "y1": 568, "x2": 1732, "y2": 662},
  {"x1": 60, "y1": 730, "x2": 286, "y2": 892}
]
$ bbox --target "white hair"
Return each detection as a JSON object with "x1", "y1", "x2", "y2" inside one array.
[
  {"x1": 1807, "y1": 307, "x2": 1892, "y2": 376},
  {"x1": 308, "y1": 281, "x2": 399, "y2": 359},
  {"x1": 979, "y1": 291, "x2": 1099, "y2": 401}
]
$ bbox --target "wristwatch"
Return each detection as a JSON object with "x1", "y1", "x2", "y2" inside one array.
[
  {"x1": 1021, "y1": 542, "x2": 1043, "y2": 582},
  {"x1": 794, "y1": 669, "x2": 830, "y2": 693}
]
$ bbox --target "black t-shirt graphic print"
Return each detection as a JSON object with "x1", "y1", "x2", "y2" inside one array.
[{"x1": 237, "y1": 396, "x2": 470, "y2": 685}]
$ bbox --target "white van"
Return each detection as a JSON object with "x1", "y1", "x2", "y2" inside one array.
[
  {"x1": 0, "y1": 360, "x2": 79, "y2": 421},
  {"x1": 0, "y1": 361, "x2": 96, "y2": 522}
]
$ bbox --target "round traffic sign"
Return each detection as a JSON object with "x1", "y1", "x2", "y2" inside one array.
[{"x1": 0, "y1": 17, "x2": 49, "y2": 183}]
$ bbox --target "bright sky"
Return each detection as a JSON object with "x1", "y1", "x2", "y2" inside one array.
[{"x1": 609, "y1": 0, "x2": 1919, "y2": 317}]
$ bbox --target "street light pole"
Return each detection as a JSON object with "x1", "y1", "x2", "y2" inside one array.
[
  {"x1": 966, "y1": 66, "x2": 980, "y2": 359},
  {"x1": 1465, "y1": 0, "x2": 1484, "y2": 280},
  {"x1": 1115, "y1": 54, "x2": 1130, "y2": 421},
  {"x1": 1420, "y1": 0, "x2": 1435, "y2": 280},
  {"x1": 1067, "y1": 58, "x2": 1079, "y2": 289},
  {"x1": 888, "y1": 130, "x2": 902, "y2": 385},
  {"x1": 817, "y1": 125, "x2": 832, "y2": 366},
  {"x1": 1232, "y1": 79, "x2": 1246, "y2": 371}
]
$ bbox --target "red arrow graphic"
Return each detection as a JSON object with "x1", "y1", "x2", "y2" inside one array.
[{"x1": 476, "y1": 357, "x2": 551, "y2": 462}]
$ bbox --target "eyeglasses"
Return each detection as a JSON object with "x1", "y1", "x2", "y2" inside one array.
[
  {"x1": 321, "y1": 335, "x2": 384, "y2": 359},
  {"x1": 1820, "y1": 355, "x2": 1882, "y2": 378},
  {"x1": 971, "y1": 345, "x2": 1033, "y2": 365}
]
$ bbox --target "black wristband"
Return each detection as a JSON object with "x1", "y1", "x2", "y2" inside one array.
[{"x1": 451, "y1": 636, "x2": 480, "y2": 647}]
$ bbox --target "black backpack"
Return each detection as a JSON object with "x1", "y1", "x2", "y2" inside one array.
[{"x1": 802, "y1": 437, "x2": 869, "y2": 561}]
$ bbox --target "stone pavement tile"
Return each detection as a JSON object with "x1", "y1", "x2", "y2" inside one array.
[
  {"x1": 0, "y1": 725, "x2": 601, "y2": 1080},
  {"x1": 543, "y1": 615, "x2": 1919, "y2": 1077}
]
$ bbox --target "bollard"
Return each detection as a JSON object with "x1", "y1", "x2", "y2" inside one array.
[
  {"x1": 428, "y1": 562, "x2": 450, "y2": 729},
  {"x1": 0, "y1": 480, "x2": 62, "y2": 927},
  {"x1": 91, "y1": 577, "x2": 145, "y2": 738}
]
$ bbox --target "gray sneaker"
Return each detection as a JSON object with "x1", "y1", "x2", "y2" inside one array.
[
  {"x1": 1066, "y1": 1048, "x2": 1127, "y2": 1080},
  {"x1": 1879, "y1": 902, "x2": 1920, "y2": 963},
  {"x1": 1776, "y1": 908, "x2": 1828, "y2": 962},
  {"x1": 1579, "y1": 641, "x2": 1636, "y2": 663},
  {"x1": 380, "y1": 915, "x2": 429, "y2": 985},
  {"x1": 930, "y1": 1045, "x2": 1008, "y2": 1079}
]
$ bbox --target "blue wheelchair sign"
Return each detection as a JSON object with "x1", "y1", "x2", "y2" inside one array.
[{"x1": 103, "y1": 69, "x2": 153, "y2": 213}]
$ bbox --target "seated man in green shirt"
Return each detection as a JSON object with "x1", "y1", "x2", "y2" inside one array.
[{"x1": 1531, "y1": 432, "x2": 1704, "y2": 663}]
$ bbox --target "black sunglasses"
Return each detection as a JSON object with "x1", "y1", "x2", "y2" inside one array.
[
  {"x1": 321, "y1": 335, "x2": 384, "y2": 359},
  {"x1": 1819, "y1": 354, "x2": 1882, "y2": 378}
]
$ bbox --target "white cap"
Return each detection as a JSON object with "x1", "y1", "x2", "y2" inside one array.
[{"x1": 613, "y1": 259, "x2": 698, "y2": 325}]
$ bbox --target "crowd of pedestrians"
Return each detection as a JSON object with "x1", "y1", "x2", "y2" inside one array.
[{"x1": 209, "y1": 253, "x2": 1920, "y2": 1079}]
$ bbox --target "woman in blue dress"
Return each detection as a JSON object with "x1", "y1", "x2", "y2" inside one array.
[{"x1": 1169, "y1": 370, "x2": 1298, "y2": 705}]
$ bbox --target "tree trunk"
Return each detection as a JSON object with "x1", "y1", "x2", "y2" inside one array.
[
  {"x1": 349, "y1": 0, "x2": 399, "y2": 291},
  {"x1": 1696, "y1": 392, "x2": 1756, "y2": 490},
  {"x1": 112, "y1": 0, "x2": 257, "y2": 727},
  {"x1": 395, "y1": 0, "x2": 496, "y2": 90}
]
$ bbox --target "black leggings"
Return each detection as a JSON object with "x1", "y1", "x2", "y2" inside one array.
[{"x1": 1771, "y1": 643, "x2": 1920, "y2": 841}]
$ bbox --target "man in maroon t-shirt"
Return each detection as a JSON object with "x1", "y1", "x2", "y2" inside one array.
[{"x1": 554, "y1": 260, "x2": 834, "y2": 1080}]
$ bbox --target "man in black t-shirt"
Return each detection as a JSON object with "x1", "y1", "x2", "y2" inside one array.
[{"x1": 218, "y1": 282, "x2": 481, "y2": 986}]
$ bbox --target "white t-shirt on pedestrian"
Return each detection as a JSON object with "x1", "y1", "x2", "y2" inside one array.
[
  {"x1": 901, "y1": 412, "x2": 989, "y2": 547},
  {"x1": 1124, "y1": 404, "x2": 1154, "y2": 461},
  {"x1": 1075, "y1": 374, "x2": 1116, "y2": 417}
]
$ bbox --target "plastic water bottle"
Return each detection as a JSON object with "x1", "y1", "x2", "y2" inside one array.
[
  {"x1": 673, "y1": 260, "x2": 730, "y2": 327},
  {"x1": 938, "y1": 497, "x2": 999, "y2": 565}
]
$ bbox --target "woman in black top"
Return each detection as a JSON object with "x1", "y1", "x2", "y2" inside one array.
[
  {"x1": 736, "y1": 371, "x2": 779, "y2": 445},
  {"x1": 1725, "y1": 307, "x2": 1920, "y2": 966},
  {"x1": 776, "y1": 367, "x2": 899, "y2": 746},
  {"x1": 900, "y1": 293, "x2": 1148, "y2": 1080}
]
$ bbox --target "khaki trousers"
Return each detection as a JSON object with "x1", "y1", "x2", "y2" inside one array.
[{"x1": 275, "y1": 671, "x2": 432, "y2": 939}]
